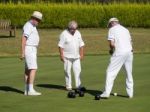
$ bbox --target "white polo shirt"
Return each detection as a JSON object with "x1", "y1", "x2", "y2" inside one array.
[
  {"x1": 108, "y1": 24, "x2": 132, "y2": 55},
  {"x1": 58, "y1": 30, "x2": 85, "y2": 59},
  {"x1": 23, "y1": 21, "x2": 39, "y2": 46}
]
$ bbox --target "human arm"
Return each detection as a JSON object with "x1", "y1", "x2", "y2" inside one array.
[
  {"x1": 20, "y1": 36, "x2": 27, "y2": 60},
  {"x1": 58, "y1": 32, "x2": 65, "y2": 62},
  {"x1": 58, "y1": 47, "x2": 64, "y2": 62},
  {"x1": 107, "y1": 28, "x2": 115, "y2": 55},
  {"x1": 20, "y1": 22, "x2": 32, "y2": 60},
  {"x1": 78, "y1": 31, "x2": 85, "y2": 60},
  {"x1": 108, "y1": 40, "x2": 115, "y2": 55},
  {"x1": 79, "y1": 46, "x2": 84, "y2": 60}
]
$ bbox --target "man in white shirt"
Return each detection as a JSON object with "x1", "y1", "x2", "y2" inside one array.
[
  {"x1": 21, "y1": 11, "x2": 42, "y2": 96},
  {"x1": 58, "y1": 21, "x2": 85, "y2": 91},
  {"x1": 100, "y1": 18, "x2": 134, "y2": 99}
]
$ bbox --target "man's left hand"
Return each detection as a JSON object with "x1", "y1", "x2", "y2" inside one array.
[{"x1": 80, "y1": 55, "x2": 84, "y2": 60}]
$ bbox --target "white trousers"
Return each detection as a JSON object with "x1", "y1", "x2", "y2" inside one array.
[
  {"x1": 103, "y1": 52, "x2": 134, "y2": 97},
  {"x1": 25, "y1": 46, "x2": 38, "y2": 70},
  {"x1": 64, "y1": 58, "x2": 81, "y2": 89}
]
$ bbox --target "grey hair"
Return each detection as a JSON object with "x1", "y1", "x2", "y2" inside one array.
[{"x1": 68, "y1": 21, "x2": 78, "y2": 29}]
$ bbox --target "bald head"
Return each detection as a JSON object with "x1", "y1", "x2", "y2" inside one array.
[
  {"x1": 68, "y1": 21, "x2": 78, "y2": 29},
  {"x1": 68, "y1": 21, "x2": 78, "y2": 35}
]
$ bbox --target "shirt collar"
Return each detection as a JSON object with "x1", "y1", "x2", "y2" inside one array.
[
  {"x1": 29, "y1": 20, "x2": 36, "y2": 27},
  {"x1": 67, "y1": 29, "x2": 77, "y2": 36}
]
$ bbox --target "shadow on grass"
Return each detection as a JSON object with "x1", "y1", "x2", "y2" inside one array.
[
  {"x1": 36, "y1": 84, "x2": 66, "y2": 91},
  {"x1": 0, "y1": 86, "x2": 24, "y2": 94},
  {"x1": 0, "y1": 35, "x2": 15, "y2": 38},
  {"x1": 37, "y1": 84, "x2": 103, "y2": 97},
  {"x1": 86, "y1": 89, "x2": 103, "y2": 96},
  {"x1": 110, "y1": 93, "x2": 129, "y2": 98}
]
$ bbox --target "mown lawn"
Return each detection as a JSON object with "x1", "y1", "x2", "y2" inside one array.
[
  {"x1": 0, "y1": 54, "x2": 150, "y2": 112},
  {"x1": 0, "y1": 28, "x2": 150, "y2": 56}
]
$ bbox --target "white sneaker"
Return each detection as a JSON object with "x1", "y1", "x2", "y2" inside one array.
[
  {"x1": 24, "y1": 91, "x2": 27, "y2": 95},
  {"x1": 27, "y1": 91, "x2": 42, "y2": 96},
  {"x1": 129, "y1": 96, "x2": 133, "y2": 99},
  {"x1": 100, "y1": 93, "x2": 110, "y2": 98},
  {"x1": 66, "y1": 87, "x2": 72, "y2": 91}
]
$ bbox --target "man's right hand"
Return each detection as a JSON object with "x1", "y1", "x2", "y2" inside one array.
[
  {"x1": 109, "y1": 49, "x2": 114, "y2": 55},
  {"x1": 20, "y1": 53, "x2": 25, "y2": 60},
  {"x1": 108, "y1": 40, "x2": 115, "y2": 55},
  {"x1": 60, "y1": 55, "x2": 64, "y2": 62}
]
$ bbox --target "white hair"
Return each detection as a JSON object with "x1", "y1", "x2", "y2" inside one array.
[{"x1": 68, "y1": 21, "x2": 78, "y2": 29}]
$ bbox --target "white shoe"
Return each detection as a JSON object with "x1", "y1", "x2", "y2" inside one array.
[
  {"x1": 129, "y1": 96, "x2": 133, "y2": 99},
  {"x1": 100, "y1": 93, "x2": 110, "y2": 98},
  {"x1": 24, "y1": 91, "x2": 27, "y2": 95},
  {"x1": 66, "y1": 87, "x2": 72, "y2": 91},
  {"x1": 27, "y1": 91, "x2": 42, "y2": 96}
]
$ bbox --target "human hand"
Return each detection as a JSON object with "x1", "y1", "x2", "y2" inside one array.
[
  {"x1": 109, "y1": 49, "x2": 114, "y2": 55},
  {"x1": 20, "y1": 53, "x2": 25, "y2": 60},
  {"x1": 80, "y1": 55, "x2": 84, "y2": 60},
  {"x1": 60, "y1": 55, "x2": 64, "y2": 62}
]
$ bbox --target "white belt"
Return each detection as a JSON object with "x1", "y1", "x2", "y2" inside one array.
[{"x1": 26, "y1": 45, "x2": 38, "y2": 47}]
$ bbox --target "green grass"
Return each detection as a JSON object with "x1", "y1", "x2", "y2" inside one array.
[
  {"x1": 0, "y1": 54, "x2": 150, "y2": 112},
  {"x1": 0, "y1": 28, "x2": 150, "y2": 57}
]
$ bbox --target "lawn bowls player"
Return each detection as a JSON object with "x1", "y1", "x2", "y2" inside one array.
[
  {"x1": 100, "y1": 17, "x2": 134, "y2": 98},
  {"x1": 21, "y1": 11, "x2": 42, "y2": 95},
  {"x1": 58, "y1": 21, "x2": 85, "y2": 91}
]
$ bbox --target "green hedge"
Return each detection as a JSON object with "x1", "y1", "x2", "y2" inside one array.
[{"x1": 0, "y1": 3, "x2": 150, "y2": 28}]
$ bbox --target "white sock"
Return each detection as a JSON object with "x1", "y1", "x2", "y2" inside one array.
[
  {"x1": 25, "y1": 84, "x2": 29, "y2": 92},
  {"x1": 28, "y1": 84, "x2": 34, "y2": 92}
]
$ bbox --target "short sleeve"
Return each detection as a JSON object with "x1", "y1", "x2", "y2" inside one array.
[
  {"x1": 127, "y1": 30, "x2": 132, "y2": 44},
  {"x1": 58, "y1": 33, "x2": 65, "y2": 48},
  {"x1": 79, "y1": 34, "x2": 85, "y2": 47},
  {"x1": 23, "y1": 23, "x2": 32, "y2": 38},
  {"x1": 107, "y1": 29, "x2": 115, "y2": 41}
]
